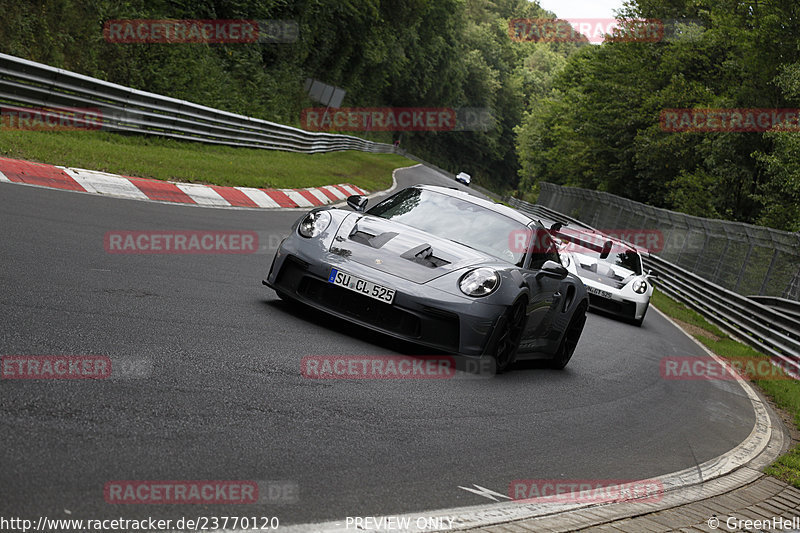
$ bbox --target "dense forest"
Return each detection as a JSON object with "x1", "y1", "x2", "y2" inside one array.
[
  {"x1": 1, "y1": 0, "x2": 798, "y2": 231},
  {"x1": 516, "y1": 0, "x2": 800, "y2": 231}
]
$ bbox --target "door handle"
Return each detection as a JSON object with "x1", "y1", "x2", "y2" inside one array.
[{"x1": 552, "y1": 291, "x2": 562, "y2": 307}]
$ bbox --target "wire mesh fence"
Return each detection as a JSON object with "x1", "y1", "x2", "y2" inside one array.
[{"x1": 535, "y1": 182, "x2": 800, "y2": 301}]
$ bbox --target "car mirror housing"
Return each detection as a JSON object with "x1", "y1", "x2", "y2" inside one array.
[
  {"x1": 600, "y1": 240, "x2": 613, "y2": 259},
  {"x1": 347, "y1": 195, "x2": 368, "y2": 212},
  {"x1": 536, "y1": 260, "x2": 568, "y2": 280}
]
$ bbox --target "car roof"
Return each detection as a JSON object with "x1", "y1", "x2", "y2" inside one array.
[{"x1": 414, "y1": 185, "x2": 537, "y2": 226}]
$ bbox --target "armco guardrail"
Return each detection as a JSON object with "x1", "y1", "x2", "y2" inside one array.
[
  {"x1": 0, "y1": 53, "x2": 394, "y2": 154},
  {"x1": 748, "y1": 296, "x2": 800, "y2": 322},
  {"x1": 507, "y1": 198, "x2": 800, "y2": 378}
]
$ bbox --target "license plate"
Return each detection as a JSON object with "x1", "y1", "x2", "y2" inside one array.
[
  {"x1": 586, "y1": 285, "x2": 612, "y2": 299},
  {"x1": 329, "y1": 268, "x2": 396, "y2": 304}
]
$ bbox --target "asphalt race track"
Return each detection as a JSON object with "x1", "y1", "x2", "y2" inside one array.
[{"x1": 0, "y1": 165, "x2": 756, "y2": 526}]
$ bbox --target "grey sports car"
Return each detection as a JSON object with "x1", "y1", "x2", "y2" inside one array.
[{"x1": 263, "y1": 185, "x2": 589, "y2": 372}]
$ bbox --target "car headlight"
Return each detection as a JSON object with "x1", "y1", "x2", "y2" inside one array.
[
  {"x1": 561, "y1": 254, "x2": 571, "y2": 267},
  {"x1": 459, "y1": 268, "x2": 499, "y2": 297},
  {"x1": 632, "y1": 279, "x2": 648, "y2": 294},
  {"x1": 297, "y1": 210, "x2": 331, "y2": 238}
]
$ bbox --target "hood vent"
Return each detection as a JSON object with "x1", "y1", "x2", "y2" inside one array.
[
  {"x1": 349, "y1": 228, "x2": 399, "y2": 249},
  {"x1": 400, "y1": 243, "x2": 450, "y2": 268}
]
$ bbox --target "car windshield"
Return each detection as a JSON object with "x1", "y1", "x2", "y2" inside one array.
[
  {"x1": 558, "y1": 232, "x2": 642, "y2": 276},
  {"x1": 367, "y1": 187, "x2": 529, "y2": 266}
]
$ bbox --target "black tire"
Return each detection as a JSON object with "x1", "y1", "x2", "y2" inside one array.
[
  {"x1": 550, "y1": 304, "x2": 587, "y2": 370},
  {"x1": 491, "y1": 300, "x2": 527, "y2": 374}
]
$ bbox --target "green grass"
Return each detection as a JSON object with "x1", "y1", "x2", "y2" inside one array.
[
  {"x1": 0, "y1": 129, "x2": 413, "y2": 191},
  {"x1": 652, "y1": 290, "x2": 800, "y2": 487},
  {"x1": 651, "y1": 291, "x2": 727, "y2": 337}
]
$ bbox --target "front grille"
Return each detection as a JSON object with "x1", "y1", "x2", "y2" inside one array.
[
  {"x1": 274, "y1": 255, "x2": 461, "y2": 351},
  {"x1": 420, "y1": 306, "x2": 461, "y2": 351},
  {"x1": 589, "y1": 294, "x2": 637, "y2": 318},
  {"x1": 298, "y1": 277, "x2": 422, "y2": 338}
]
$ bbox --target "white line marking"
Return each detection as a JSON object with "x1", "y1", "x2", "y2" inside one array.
[
  {"x1": 457, "y1": 484, "x2": 512, "y2": 502},
  {"x1": 174, "y1": 183, "x2": 230, "y2": 206},
  {"x1": 235, "y1": 187, "x2": 281, "y2": 208},
  {"x1": 62, "y1": 168, "x2": 149, "y2": 199},
  {"x1": 282, "y1": 189, "x2": 313, "y2": 208},
  {"x1": 0, "y1": 170, "x2": 10, "y2": 182}
]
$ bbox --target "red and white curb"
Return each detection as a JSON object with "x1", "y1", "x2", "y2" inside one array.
[{"x1": 0, "y1": 156, "x2": 366, "y2": 209}]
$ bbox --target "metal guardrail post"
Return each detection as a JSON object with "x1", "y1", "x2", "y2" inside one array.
[
  {"x1": 759, "y1": 249, "x2": 781, "y2": 296},
  {"x1": 711, "y1": 239, "x2": 730, "y2": 285},
  {"x1": 733, "y1": 244, "x2": 754, "y2": 293}
]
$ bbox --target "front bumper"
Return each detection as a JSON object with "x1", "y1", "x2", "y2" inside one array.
[
  {"x1": 265, "y1": 239, "x2": 507, "y2": 356},
  {"x1": 584, "y1": 282, "x2": 649, "y2": 320}
]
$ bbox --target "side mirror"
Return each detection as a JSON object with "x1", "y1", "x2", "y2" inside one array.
[
  {"x1": 535, "y1": 260, "x2": 568, "y2": 280},
  {"x1": 347, "y1": 195, "x2": 368, "y2": 212},
  {"x1": 600, "y1": 240, "x2": 613, "y2": 259},
  {"x1": 646, "y1": 269, "x2": 659, "y2": 280}
]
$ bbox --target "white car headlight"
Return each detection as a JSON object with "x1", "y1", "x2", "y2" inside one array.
[
  {"x1": 459, "y1": 268, "x2": 499, "y2": 297},
  {"x1": 632, "y1": 279, "x2": 648, "y2": 294},
  {"x1": 298, "y1": 211, "x2": 331, "y2": 238}
]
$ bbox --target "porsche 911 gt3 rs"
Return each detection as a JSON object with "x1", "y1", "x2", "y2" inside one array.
[
  {"x1": 553, "y1": 227, "x2": 654, "y2": 327},
  {"x1": 263, "y1": 185, "x2": 588, "y2": 372}
]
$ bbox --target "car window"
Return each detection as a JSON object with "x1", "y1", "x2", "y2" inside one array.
[
  {"x1": 368, "y1": 187, "x2": 529, "y2": 266},
  {"x1": 528, "y1": 225, "x2": 561, "y2": 269}
]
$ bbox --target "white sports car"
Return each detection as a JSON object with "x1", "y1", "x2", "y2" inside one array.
[
  {"x1": 455, "y1": 172, "x2": 471, "y2": 186},
  {"x1": 552, "y1": 227, "x2": 654, "y2": 326}
]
